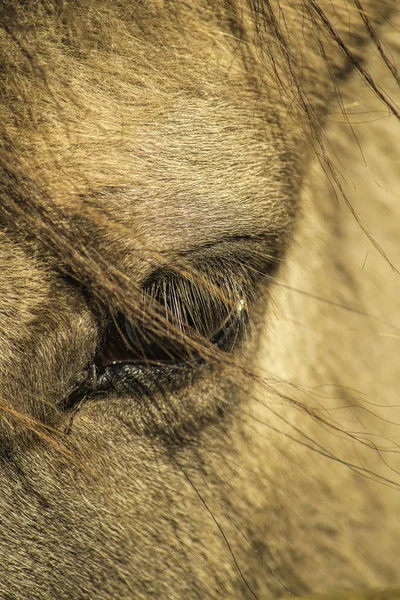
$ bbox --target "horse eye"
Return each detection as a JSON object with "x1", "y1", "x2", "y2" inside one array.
[
  {"x1": 63, "y1": 274, "x2": 248, "y2": 408},
  {"x1": 97, "y1": 296, "x2": 247, "y2": 369}
]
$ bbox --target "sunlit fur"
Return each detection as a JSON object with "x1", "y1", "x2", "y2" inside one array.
[{"x1": 0, "y1": 1, "x2": 399, "y2": 598}]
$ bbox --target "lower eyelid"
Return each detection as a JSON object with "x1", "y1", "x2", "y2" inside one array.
[
  {"x1": 97, "y1": 362, "x2": 196, "y2": 394},
  {"x1": 62, "y1": 360, "x2": 201, "y2": 411}
]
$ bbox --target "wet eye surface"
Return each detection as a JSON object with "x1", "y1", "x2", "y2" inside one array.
[{"x1": 63, "y1": 268, "x2": 250, "y2": 410}]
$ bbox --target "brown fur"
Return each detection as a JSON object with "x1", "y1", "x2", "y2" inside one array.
[{"x1": 0, "y1": 1, "x2": 399, "y2": 598}]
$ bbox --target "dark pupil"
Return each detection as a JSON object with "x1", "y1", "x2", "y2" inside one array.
[{"x1": 97, "y1": 274, "x2": 246, "y2": 368}]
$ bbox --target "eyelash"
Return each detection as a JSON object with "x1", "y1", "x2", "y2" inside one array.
[{"x1": 63, "y1": 270, "x2": 249, "y2": 409}]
